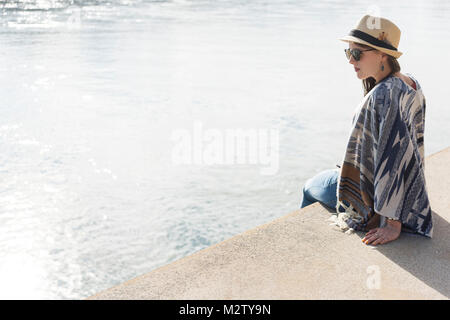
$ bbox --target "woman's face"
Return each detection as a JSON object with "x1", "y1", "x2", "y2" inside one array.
[{"x1": 347, "y1": 42, "x2": 384, "y2": 80}]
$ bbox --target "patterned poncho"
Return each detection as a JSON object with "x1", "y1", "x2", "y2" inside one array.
[{"x1": 335, "y1": 73, "x2": 433, "y2": 237}]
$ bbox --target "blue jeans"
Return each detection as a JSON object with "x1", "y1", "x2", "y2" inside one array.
[{"x1": 301, "y1": 169, "x2": 345, "y2": 211}]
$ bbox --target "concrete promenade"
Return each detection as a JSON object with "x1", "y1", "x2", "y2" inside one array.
[{"x1": 89, "y1": 147, "x2": 450, "y2": 300}]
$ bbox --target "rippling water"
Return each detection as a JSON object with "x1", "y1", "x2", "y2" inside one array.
[{"x1": 1, "y1": 0, "x2": 449, "y2": 299}]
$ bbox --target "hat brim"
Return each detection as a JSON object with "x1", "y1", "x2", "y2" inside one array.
[{"x1": 339, "y1": 35, "x2": 403, "y2": 59}]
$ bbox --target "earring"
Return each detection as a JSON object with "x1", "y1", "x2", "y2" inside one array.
[{"x1": 381, "y1": 63, "x2": 385, "y2": 71}]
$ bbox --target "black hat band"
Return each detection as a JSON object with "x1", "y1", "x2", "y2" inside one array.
[{"x1": 349, "y1": 29, "x2": 398, "y2": 51}]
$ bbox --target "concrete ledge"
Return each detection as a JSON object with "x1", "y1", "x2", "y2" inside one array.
[{"x1": 88, "y1": 147, "x2": 450, "y2": 300}]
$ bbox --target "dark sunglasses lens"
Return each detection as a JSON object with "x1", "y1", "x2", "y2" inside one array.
[
  {"x1": 345, "y1": 49, "x2": 361, "y2": 61},
  {"x1": 352, "y1": 49, "x2": 361, "y2": 61},
  {"x1": 345, "y1": 49, "x2": 351, "y2": 59}
]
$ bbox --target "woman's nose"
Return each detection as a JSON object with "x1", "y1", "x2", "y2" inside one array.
[{"x1": 348, "y1": 55, "x2": 356, "y2": 65}]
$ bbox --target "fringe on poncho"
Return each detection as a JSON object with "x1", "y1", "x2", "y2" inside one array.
[{"x1": 334, "y1": 73, "x2": 433, "y2": 237}]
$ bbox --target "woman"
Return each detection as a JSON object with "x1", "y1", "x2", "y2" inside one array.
[{"x1": 300, "y1": 15, "x2": 433, "y2": 246}]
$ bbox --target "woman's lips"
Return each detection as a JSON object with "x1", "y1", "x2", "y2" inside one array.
[{"x1": 355, "y1": 67, "x2": 360, "y2": 72}]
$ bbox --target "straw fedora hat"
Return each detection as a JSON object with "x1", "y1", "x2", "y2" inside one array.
[{"x1": 339, "y1": 15, "x2": 403, "y2": 59}]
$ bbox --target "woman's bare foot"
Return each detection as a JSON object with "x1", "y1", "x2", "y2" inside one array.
[{"x1": 362, "y1": 218, "x2": 402, "y2": 246}]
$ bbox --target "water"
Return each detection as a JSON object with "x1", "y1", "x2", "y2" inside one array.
[{"x1": 1, "y1": 0, "x2": 449, "y2": 299}]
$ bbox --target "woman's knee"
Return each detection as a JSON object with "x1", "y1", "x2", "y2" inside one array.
[
  {"x1": 301, "y1": 169, "x2": 339, "y2": 208},
  {"x1": 301, "y1": 182, "x2": 315, "y2": 202}
]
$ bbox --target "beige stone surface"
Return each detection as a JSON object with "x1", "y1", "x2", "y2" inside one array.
[{"x1": 88, "y1": 147, "x2": 450, "y2": 300}]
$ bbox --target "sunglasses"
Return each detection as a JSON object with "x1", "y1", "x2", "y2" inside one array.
[{"x1": 344, "y1": 48, "x2": 375, "y2": 61}]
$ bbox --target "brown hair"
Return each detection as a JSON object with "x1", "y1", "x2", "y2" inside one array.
[{"x1": 357, "y1": 43, "x2": 401, "y2": 96}]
